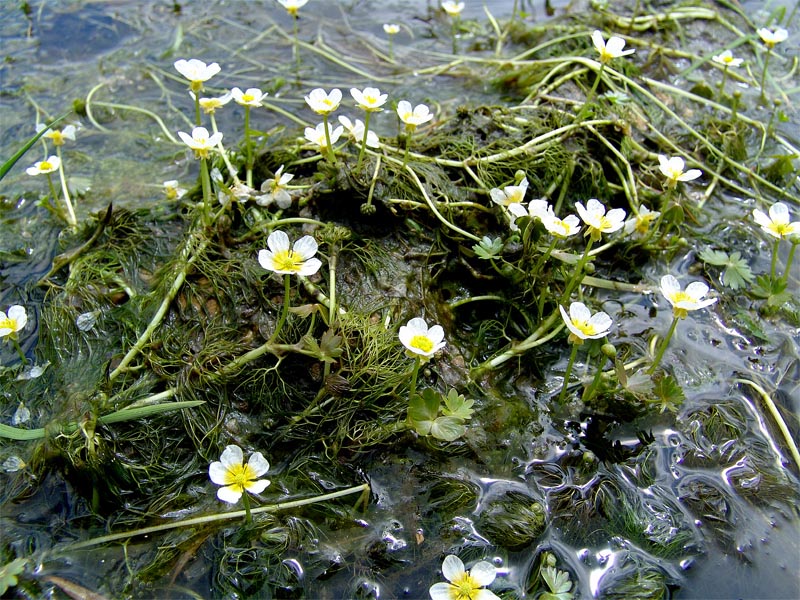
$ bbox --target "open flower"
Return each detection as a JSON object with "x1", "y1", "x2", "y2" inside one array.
[
  {"x1": 752, "y1": 202, "x2": 800, "y2": 240},
  {"x1": 258, "y1": 230, "x2": 322, "y2": 276},
  {"x1": 257, "y1": 165, "x2": 294, "y2": 209},
  {"x1": 441, "y1": 1, "x2": 465, "y2": 17},
  {"x1": 575, "y1": 198, "x2": 626, "y2": 239},
  {"x1": 163, "y1": 180, "x2": 187, "y2": 200},
  {"x1": 757, "y1": 27, "x2": 788, "y2": 49},
  {"x1": 591, "y1": 30, "x2": 635, "y2": 63},
  {"x1": 399, "y1": 318, "x2": 446, "y2": 359},
  {"x1": 304, "y1": 122, "x2": 344, "y2": 152},
  {"x1": 429, "y1": 555, "x2": 499, "y2": 600},
  {"x1": 174, "y1": 58, "x2": 221, "y2": 92},
  {"x1": 559, "y1": 302, "x2": 612, "y2": 343},
  {"x1": 0, "y1": 305, "x2": 27, "y2": 339},
  {"x1": 305, "y1": 88, "x2": 342, "y2": 115},
  {"x1": 209, "y1": 445, "x2": 270, "y2": 504},
  {"x1": 507, "y1": 199, "x2": 552, "y2": 231},
  {"x1": 194, "y1": 91, "x2": 233, "y2": 114},
  {"x1": 277, "y1": 0, "x2": 309, "y2": 17},
  {"x1": 658, "y1": 155, "x2": 702, "y2": 188},
  {"x1": 490, "y1": 177, "x2": 528, "y2": 208},
  {"x1": 338, "y1": 116, "x2": 380, "y2": 148},
  {"x1": 660, "y1": 274, "x2": 717, "y2": 319},
  {"x1": 542, "y1": 210, "x2": 582, "y2": 238},
  {"x1": 712, "y1": 50, "x2": 743, "y2": 68},
  {"x1": 624, "y1": 205, "x2": 660, "y2": 236},
  {"x1": 231, "y1": 87, "x2": 267, "y2": 107},
  {"x1": 178, "y1": 126, "x2": 223, "y2": 159},
  {"x1": 350, "y1": 87, "x2": 388, "y2": 112},
  {"x1": 36, "y1": 123, "x2": 77, "y2": 146},
  {"x1": 397, "y1": 101, "x2": 434, "y2": 131},
  {"x1": 383, "y1": 23, "x2": 400, "y2": 35},
  {"x1": 26, "y1": 155, "x2": 61, "y2": 176}
]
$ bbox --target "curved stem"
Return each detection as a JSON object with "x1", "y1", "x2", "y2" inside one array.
[
  {"x1": 55, "y1": 146, "x2": 77, "y2": 227},
  {"x1": 558, "y1": 343, "x2": 580, "y2": 402},
  {"x1": 760, "y1": 49, "x2": 772, "y2": 105},
  {"x1": 780, "y1": 241, "x2": 798, "y2": 286},
  {"x1": 270, "y1": 274, "x2": 292, "y2": 343},
  {"x1": 648, "y1": 316, "x2": 680, "y2": 374},
  {"x1": 10, "y1": 337, "x2": 28, "y2": 365}
]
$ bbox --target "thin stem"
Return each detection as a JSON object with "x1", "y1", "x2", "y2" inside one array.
[
  {"x1": 270, "y1": 274, "x2": 292, "y2": 343},
  {"x1": 244, "y1": 105, "x2": 253, "y2": 187},
  {"x1": 718, "y1": 65, "x2": 729, "y2": 95},
  {"x1": 558, "y1": 343, "x2": 580, "y2": 402},
  {"x1": 408, "y1": 356, "x2": 421, "y2": 399},
  {"x1": 322, "y1": 114, "x2": 336, "y2": 164},
  {"x1": 582, "y1": 348, "x2": 606, "y2": 402},
  {"x1": 10, "y1": 337, "x2": 28, "y2": 365},
  {"x1": 357, "y1": 111, "x2": 372, "y2": 169},
  {"x1": 242, "y1": 490, "x2": 252, "y2": 525},
  {"x1": 402, "y1": 128, "x2": 412, "y2": 168},
  {"x1": 560, "y1": 236, "x2": 594, "y2": 303},
  {"x1": 210, "y1": 114, "x2": 240, "y2": 182},
  {"x1": 44, "y1": 173, "x2": 61, "y2": 219},
  {"x1": 780, "y1": 241, "x2": 797, "y2": 286},
  {"x1": 293, "y1": 15, "x2": 300, "y2": 77},
  {"x1": 55, "y1": 147, "x2": 77, "y2": 227},
  {"x1": 574, "y1": 63, "x2": 605, "y2": 123},
  {"x1": 194, "y1": 93, "x2": 201, "y2": 126},
  {"x1": 760, "y1": 48, "x2": 772, "y2": 105},
  {"x1": 200, "y1": 158, "x2": 213, "y2": 227},
  {"x1": 648, "y1": 316, "x2": 680, "y2": 374},
  {"x1": 770, "y1": 239, "x2": 780, "y2": 281}
]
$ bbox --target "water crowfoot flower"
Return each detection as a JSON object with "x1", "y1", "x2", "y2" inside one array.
[
  {"x1": 338, "y1": 116, "x2": 380, "y2": 149},
  {"x1": 163, "y1": 180, "x2": 187, "y2": 201},
  {"x1": 351, "y1": 87, "x2": 388, "y2": 168},
  {"x1": 36, "y1": 123, "x2": 77, "y2": 147},
  {"x1": 175, "y1": 58, "x2": 221, "y2": 123},
  {"x1": 756, "y1": 28, "x2": 787, "y2": 104},
  {"x1": 305, "y1": 88, "x2": 342, "y2": 162},
  {"x1": 304, "y1": 122, "x2": 344, "y2": 157},
  {"x1": 257, "y1": 166, "x2": 295, "y2": 209},
  {"x1": 753, "y1": 202, "x2": 800, "y2": 282},
  {"x1": 231, "y1": 88, "x2": 268, "y2": 186},
  {"x1": 178, "y1": 126, "x2": 223, "y2": 225},
  {"x1": 441, "y1": 1, "x2": 465, "y2": 17},
  {"x1": 209, "y1": 444, "x2": 270, "y2": 523},
  {"x1": 26, "y1": 155, "x2": 76, "y2": 226},
  {"x1": 591, "y1": 31, "x2": 635, "y2": 63},
  {"x1": 429, "y1": 554, "x2": 499, "y2": 600},
  {"x1": 0, "y1": 305, "x2": 28, "y2": 364},
  {"x1": 711, "y1": 50, "x2": 743, "y2": 93},
  {"x1": 397, "y1": 100, "x2": 433, "y2": 165},
  {"x1": 657, "y1": 155, "x2": 702, "y2": 189},
  {"x1": 277, "y1": 0, "x2": 308, "y2": 17},
  {"x1": 649, "y1": 275, "x2": 717, "y2": 374},
  {"x1": 399, "y1": 317, "x2": 446, "y2": 401},
  {"x1": 26, "y1": 155, "x2": 60, "y2": 177},
  {"x1": 558, "y1": 302, "x2": 611, "y2": 402},
  {"x1": 490, "y1": 176, "x2": 528, "y2": 208},
  {"x1": 383, "y1": 23, "x2": 400, "y2": 60}
]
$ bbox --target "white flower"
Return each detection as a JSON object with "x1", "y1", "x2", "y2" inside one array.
[
  {"x1": 658, "y1": 155, "x2": 702, "y2": 187},
  {"x1": 178, "y1": 126, "x2": 223, "y2": 159},
  {"x1": 257, "y1": 165, "x2": 294, "y2": 209},
  {"x1": 0, "y1": 305, "x2": 27, "y2": 338},
  {"x1": 660, "y1": 274, "x2": 717, "y2": 319},
  {"x1": 757, "y1": 27, "x2": 788, "y2": 49},
  {"x1": 163, "y1": 180, "x2": 187, "y2": 200},
  {"x1": 542, "y1": 209, "x2": 582, "y2": 238},
  {"x1": 490, "y1": 177, "x2": 528, "y2": 207},
  {"x1": 383, "y1": 24, "x2": 400, "y2": 35},
  {"x1": 277, "y1": 0, "x2": 309, "y2": 17},
  {"x1": 25, "y1": 155, "x2": 60, "y2": 176},
  {"x1": 624, "y1": 205, "x2": 660, "y2": 236},
  {"x1": 36, "y1": 123, "x2": 77, "y2": 146},
  {"x1": 575, "y1": 198, "x2": 626, "y2": 239},
  {"x1": 507, "y1": 198, "x2": 552, "y2": 231},
  {"x1": 194, "y1": 91, "x2": 233, "y2": 114},
  {"x1": 174, "y1": 58, "x2": 221, "y2": 91},
  {"x1": 441, "y1": 1, "x2": 465, "y2": 17},
  {"x1": 559, "y1": 302, "x2": 612, "y2": 342},
  {"x1": 231, "y1": 87, "x2": 267, "y2": 107},
  {"x1": 591, "y1": 30, "x2": 635, "y2": 63},
  {"x1": 208, "y1": 445, "x2": 270, "y2": 504},
  {"x1": 429, "y1": 555, "x2": 499, "y2": 600},
  {"x1": 396, "y1": 100, "x2": 434, "y2": 131},
  {"x1": 399, "y1": 317, "x2": 446, "y2": 358},
  {"x1": 350, "y1": 87, "x2": 388, "y2": 112},
  {"x1": 712, "y1": 50, "x2": 743, "y2": 68},
  {"x1": 304, "y1": 122, "x2": 344, "y2": 152},
  {"x1": 752, "y1": 202, "x2": 800, "y2": 240},
  {"x1": 338, "y1": 116, "x2": 380, "y2": 148},
  {"x1": 305, "y1": 88, "x2": 342, "y2": 115},
  {"x1": 258, "y1": 230, "x2": 322, "y2": 276}
]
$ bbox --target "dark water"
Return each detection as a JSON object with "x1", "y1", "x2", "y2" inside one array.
[{"x1": 1, "y1": 1, "x2": 798, "y2": 598}]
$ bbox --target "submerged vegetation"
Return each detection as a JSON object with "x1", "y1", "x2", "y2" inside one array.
[{"x1": 0, "y1": 0, "x2": 798, "y2": 597}]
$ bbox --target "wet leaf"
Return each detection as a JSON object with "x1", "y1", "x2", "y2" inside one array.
[
  {"x1": 699, "y1": 248, "x2": 754, "y2": 290},
  {"x1": 429, "y1": 416, "x2": 466, "y2": 442},
  {"x1": 408, "y1": 389, "x2": 441, "y2": 436},
  {"x1": 648, "y1": 374, "x2": 685, "y2": 413},
  {"x1": 441, "y1": 388, "x2": 474, "y2": 420}
]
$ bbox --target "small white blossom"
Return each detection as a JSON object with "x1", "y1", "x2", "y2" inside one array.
[
  {"x1": 257, "y1": 166, "x2": 294, "y2": 209},
  {"x1": 560, "y1": 302, "x2": 612, "y2": 342},
  {"x1": 304, "y1": 122, "x2": 344, "y2": 152},
  {"x1": 660, "y1": 274, "x2": 717, "y2": 319},
  {"x1": 209, "y1": 445, "x2": 270, "y2": 504},
  {"x1": 575, "y1": 198, "x2": 626, "y2": 239},
  {"x1": 338, "y1": 116, "x2": 380, "y2": 148},
  {"x1": 398, "y1": 318, "x2": 446, "y2": 359},
  {"x1": 174, "y1": 58, "x2": 221, "y2": 92},
  {"x1": 178, "y1": 127, "x2": 223, "y2": 159},
  {"x1": 757, "y1": 27, "x2": 788, "y2": 49},
  {"x1": 396, "y1": 100, "x2": 434, "y2": 131},
  {"x1": 712, "y1": 50, "x2": 743, "y2": 68},
  {"x1": 658, "y1": 155, "x2": 702, "y2": 187},
  {"x1": 231, "y1": 87, "x2": 267, "y2": 107},
  {"x1": 26, "y1": 156, "x2": 60, "y2": 176},
  {"x1": 752, "y1": 202, "x2": 800, "y2": 240},
  {"x1": 591, "y1": 30, "x2": 635, "y2": 63},
  {"x1": 305, "y1": 88, "x2": 342, "y2": 115},
  {"x1": 258, "y1": 230, "x2": 322, "y2": 276},
  {"x1": 441, "y1": 1, "x2": 465, "y2": 17},
  {"x1": 350, "y1": 87, "x2": 388, "y2": 112},
  {"x1": 429, "y1": 555, "x2": 499, "y2": 600}
]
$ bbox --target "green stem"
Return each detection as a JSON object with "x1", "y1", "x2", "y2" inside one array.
[
  {"x1": 200, "y1": 158, "x2": 212, "y2": 227},
  {"x1": 402, "y1": 128, "x2": 412, "y2": 168},
  {"x1": 357, "y1": 111, "x2": 372, "y2": 169},
  {"x1": 10, "y1": 337, "x2": 28, "y2": 365},
  {"x1": 293, "y1": 15, "x2": 300, "y2": 76},
  {"x1": 57, "y1": 484, "x2": 370, "y2": 553},
  {"x1": 45, "y1": 172, "x2": 60, "y2": 210},
  {"x1": 242, "y1": 490, "x2": 252, "y2": 525},
  {"x1": 55, "y1": 147, "x2": 77, "y2": 227},
  {"x1": 210, "y1": 114, "x2": 240, "y2": 182},
  {"x1": 322, "y1": 114, "x2": 336, "y2": 164},
  {"x1": 408, "y1": 356, "x2": 421, "y2": 399},
  {"x1": 244, "y1": 105, "x2": 253, "y2": 187},
  {"x1": 718, "y1": 66, "x2": 729, "y2": 95},
  {"x1": 194, "y1": 93, "x2": 201, "y2": 126},
  {"x1": 648, "y1": 316, "x2": 680, "y2": 374},
  {"x1": 759, "y1": 49, "x2": 772, "y2": 105},
  {"x1": 574, "y1": 63, "x2": 605, "y2": 123},
  {"x1": 781, "y1": 241, "x2": 798, "y2": 286},
  {"x1": 270, "y1": 274, "x2": 292, "y2": 343},
  {"x1": 770, "y1": 239, "x2": 780, "y2": 281},
  {"x1": 388, "y1": 36, "x2": 394, "y2": 61},
  {"x1": 560, "y1": 236, "x2": 594, "y2": 302},
  {"x1": 558, "y1": 343, "x2": 580, "y2": 402},
  {"x1": 582, "y1": 347, "x2": 606, "y2": 402}
]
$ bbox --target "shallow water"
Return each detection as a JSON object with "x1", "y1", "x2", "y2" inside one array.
[{"x1": 1, "y1": 1, "x2": 799, "y2": 599}]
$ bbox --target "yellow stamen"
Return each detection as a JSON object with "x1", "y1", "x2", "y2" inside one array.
[{"x1": 410, "y1": 335, "x2": 433, "y2": 353}]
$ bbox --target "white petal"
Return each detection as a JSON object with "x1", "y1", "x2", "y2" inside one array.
[
  {"x1": 469, "y1": 561, "x2": 497, "y2": 586},
  {"x1": 588, "y1": 311, "x2": 612, "y2": 334},
  {"x1": 406, "y1": 317, "x2": 429, "y2": 334},
  {"x1": 591, "y1": 30, "x2": 606, "y2": 53},
  {"x1": 426, "y1": 325, "x2": 445, "y2": 346},
  {"x1": 474, "y1": 590, "x2": 501, "y2": 600},
  {"x1": 292, "y1": 235, "x2": 319, "y2": 260},
  {"x1": 258, "y1": 249, "x2": 276, "y2": 271},
  {"x1": 268, "y1": 230, "x2": 291, "y2": 254},
  {"x1": 660, "y1": 274, "x2": 680, "y2": 296},
  {"x1": 685, "y1": 281, "x2": 710, "y2": 300},
  {"x1": 441, "y1": 555, "x2": 466, "y2": 582},
  {"x1": 245, "y1": 478, "x2": 270, "y2": 494},
  {"x1": 219, "y1": 444, "x2": 244, "y2": 469},
  {"x1": 297, "y1": 257, "x2": 322, "y2": 276},
  {"x1": 752, "y1": 208, "x2": 772, "y2": 228},
  {"x1": 769, "y1": 202, "x2": 789, "y2": 224},
  {"x1": 7, "y1": 306, "x2": 27, "y2": 330},
  {"x1": 217, "y1": 485, "x2": 242, "y2": 504},
  {"x1": 569, "y1": 302, "x2": 592, "y2": 323},
  {"x1": 247, "y1": 452, "x2": 270, "y2": 477},
  {"x1": 208, "y1": 461, "x2": 229, "y2": 485},
  {"x1": 429, "y1": 583, "x2": 455, "y2": 600}
]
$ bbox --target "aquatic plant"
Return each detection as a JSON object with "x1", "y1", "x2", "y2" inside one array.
[{"x1": 429, "y1": 554, "x2": 500, "y2": 600}]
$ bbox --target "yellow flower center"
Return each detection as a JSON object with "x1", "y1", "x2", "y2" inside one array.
[
  {"x1": 573, "y1": 319, "x2": 598, "y2": 337},
  {"x1": 409, "y1": 335, "x2": 434, "y2": 353},
  {"x1": 599, "y1": 49, "x2": 614, "y2": 63},
  {"x1": 222, "y1": 462, "x2": 257, "y2": 493},
  {"x1": 0, "y1": 317, "x2": 15, "y2": 333},
  {"x1": 243, "y1": 93, "x2": 255, "y2": 103},
  {"x1": 449, "y1": 573, "x2": 481, "y2": 600},
  {"x1": 670, "y1": 290, "x2": 693, "y2": 304},
  {"x1": 39, "y1": 161, "x2": 53, "y2": 171},
  {"x1": 272, "y1": 249, "x2": 303, "y2": 272},
  {"x1": 770, "y1": 223, "x2": 791, "y2": 237},
  {"x1": 635, "y1": 214, "x2": 656, "y2": 234},
  {"x1": 50, "y1": 132, "x2": 65, "y2": 146},
  {"x1": 190, "y1": 80, "x2": 203, "y2": 93}
]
